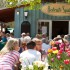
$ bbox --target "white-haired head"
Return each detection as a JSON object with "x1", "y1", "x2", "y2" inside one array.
[{"x1": 23, "y1": 36, "x2": 31, "y2": 44}]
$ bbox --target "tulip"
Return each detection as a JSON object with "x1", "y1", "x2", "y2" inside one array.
[
  {"x1": 58, "y1": 50, "x2": 63, "y2": 55},
  {"x1": 53, "y1": 50, "x2": 58, "y2": 54},
  {"x1": 48, "y1": 49, "x2": 53, "y2": 53},
  {"x1": 67, "y1": 51, "x2": 70, "y2": 57},
  {"x1": 65, "y1": 49, "x2": 69, "y2": 52},
  {"x1": 51, "y1": 58, "x2": 54, "y2": 62},
  {"x1": 67, "y1": 51, "x2": 70, "y2": 53},
  {"x1": 52, "y1": 47, "x2": 57, "y2": 51},
  {"x1": 59, "y1": 43, "x2": 64, "y2": 48},
  {"x1": 57, "y1": 55, "x2": 61, "y2": 60},
  {"x1": 64, "y1": 59, "x2": 70, "y2": 64},
  {"x1": 67, "y1": 53, "x2": 70, "y2": 57},
  {"x1": 55, "y1": 41, "x2": 61, "y2": 44},
  {"x1": 60, "y1": 48, "x2": 64, "y2": 51}
]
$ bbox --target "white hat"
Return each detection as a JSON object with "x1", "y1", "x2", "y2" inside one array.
[
  {"x1": 21, "y1": 33, "x2": 26, "y2": 36},
  {"x1": 57, "y1": 35, "x2": 61, "y2": 38}
]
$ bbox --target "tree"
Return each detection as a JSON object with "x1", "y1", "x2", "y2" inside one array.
[
  {"x1": 6, "y1": 0, "x2": 41, "y2": 10},
  {"x1": 67, "y1": 0, "x2": 70, "y2": 3}
]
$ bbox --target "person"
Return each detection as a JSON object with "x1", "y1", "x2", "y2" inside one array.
[
  {"x1": 26, "y1": 33, "x2": 30, "y2": 36},
  {"x1": 0, "y1": 38, "x2": 20, "y2": 70},
  {"x1": 1, "y1": 32, "x2": 7, "y2": 43},
  {"x1": 20, "y1": 41, "x2": 41, "y2": 68},
  {"x1": 42, "y1": 33, "x2": 48, "y2": 41},
  {"x1": 20, "y1": 32, "x2": 26, "y2": 43},
  {"x1": 6, "y1": 33, "x2": 12, "y2": 41},
  {"x1": 32, "y1": 38, "x2": 42, "y2": 51},
  {"x1": 23, "y1": 35, "x2": 31, "y2": 44},
  {"x1": 21, "y1": 42, "x2": 27, "y2": 51},
  {"x1": 5, "y1": 28, "x2": 10, "y2": 34},
  {"x1": 42, "y1": 39, "x2": 51, "y2": 52},
  {"x1": 32, "y1": 34, "x2": 41, "y2": 41}
]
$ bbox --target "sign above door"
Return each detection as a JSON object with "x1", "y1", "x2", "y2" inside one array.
[{"x1": 41, "y1": 3, "x2": 70, "y2": 16}]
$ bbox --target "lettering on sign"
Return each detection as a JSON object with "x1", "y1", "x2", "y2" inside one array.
[{"x1": 41, "y1": 3, "x2": 70, "y2": 16}]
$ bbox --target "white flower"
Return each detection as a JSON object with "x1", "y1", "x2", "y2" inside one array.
[
  {"x1": 28, "y1": 65, "x2": 33, "y2": 70},
  {"x1": 33, "y1": 61, "x2": 45, "y2": 67}
]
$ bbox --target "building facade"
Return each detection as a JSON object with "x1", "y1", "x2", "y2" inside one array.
[{"x1": 14, "y1": 3, "x2": 70, "y2": 39}]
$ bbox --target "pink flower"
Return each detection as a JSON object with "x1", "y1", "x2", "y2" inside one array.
[
  {"x1": 51, "y1": 58, "x2": 54, "y2": 62},
  {"x1": 55, "y1": 41, "x2": 61, "y2": 44},
  {"x1": 67, "y1": 51, "x2": 70, "y2": 57},
  {"x1": 59, "y1": 43, "x2": 65, "y2": 48},
  {"x1": 60, "y1": 48, "x2": 64, "y2": 51},
  {"x1": 67, "y1": 53, "x2": 70, "y2": 57},
  {"x1": 57, "y1": 55, "x2": 61, "y2": 60}
]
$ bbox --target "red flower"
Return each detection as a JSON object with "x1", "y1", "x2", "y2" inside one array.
[
  {"x1": 64, "y1": 59, "x2": 70, "y2": 64},
  {"x1": 52, "y1": 47, "x2": 57, "y2": 51},
  {"x1": 65, "y1": 49, "x2": 69, "y2": 52},
  {"x1": 59, "y1": 50, "x2": 63, "y2": 54}
]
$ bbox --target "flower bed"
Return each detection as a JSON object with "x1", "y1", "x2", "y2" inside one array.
[
  {"x1": 21, "y1": 61, "x2": 46, "y2": 70},
  {"x1": 47, "y1": 47, "x2": 70, "y2": 70}
]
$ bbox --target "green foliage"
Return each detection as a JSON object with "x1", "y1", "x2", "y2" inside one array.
[
  {"x1": 6, "y1": 0, "x2": 41, "y2": 10},
  {"x1": 67, "y1": 0, "x2": 70, "y2": 3},
  {"x1": 65, "y1": 0, "x2": 70, "y2": 3}
]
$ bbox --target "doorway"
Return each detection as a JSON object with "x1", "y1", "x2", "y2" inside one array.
[
  {"x1": 37, "y1": 20, "x2": 52, "y2": 39},
  {"x1": 52, "y1": 21, "x2": 69, "y2": 38},
  {"x1": 21, "y1": 21, "x2": 30, "y2": 34}
]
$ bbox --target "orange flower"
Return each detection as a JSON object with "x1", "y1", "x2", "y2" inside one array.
[
  {"x1": 50, "y1": 41, "x2": 55, "y2": 47},
  {"x1": 48, "y1": 49, "x2": 53, "y2": 53}
]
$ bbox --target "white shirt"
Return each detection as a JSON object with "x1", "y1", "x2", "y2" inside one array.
[{"x1": 20, "y1": 49, "x2": 41, "y2": 67}]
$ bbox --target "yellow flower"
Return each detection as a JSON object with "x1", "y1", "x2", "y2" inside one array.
[
  {"x1": 48, "y1": 49, "x2": 53, "y2": 53},
  {"x1": 53, "y1": 50, "x2": 58, "y2": 54},
  {"x1": 60, "y1": 65, "x2": 64, "y2": 68}
]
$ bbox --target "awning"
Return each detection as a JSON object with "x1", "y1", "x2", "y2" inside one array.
[{"x1": 0, "y1": 8, "x2": 15, "y2": 23}]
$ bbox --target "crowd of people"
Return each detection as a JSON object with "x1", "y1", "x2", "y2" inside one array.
[{"x1": 0, "y1": 31, "x2": 70, "y2": 70}]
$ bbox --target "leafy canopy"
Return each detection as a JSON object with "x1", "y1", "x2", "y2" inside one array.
[
  {"x1": 6, "y1": 0, "x2": 41, "y2": 10},
  {"x1": 6, "y1": 0, "x2": 70, "y2": 10}
]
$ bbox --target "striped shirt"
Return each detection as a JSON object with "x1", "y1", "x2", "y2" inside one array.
[{"x1": 0, "y1": 50, "x2": 20, "y2": 67}]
